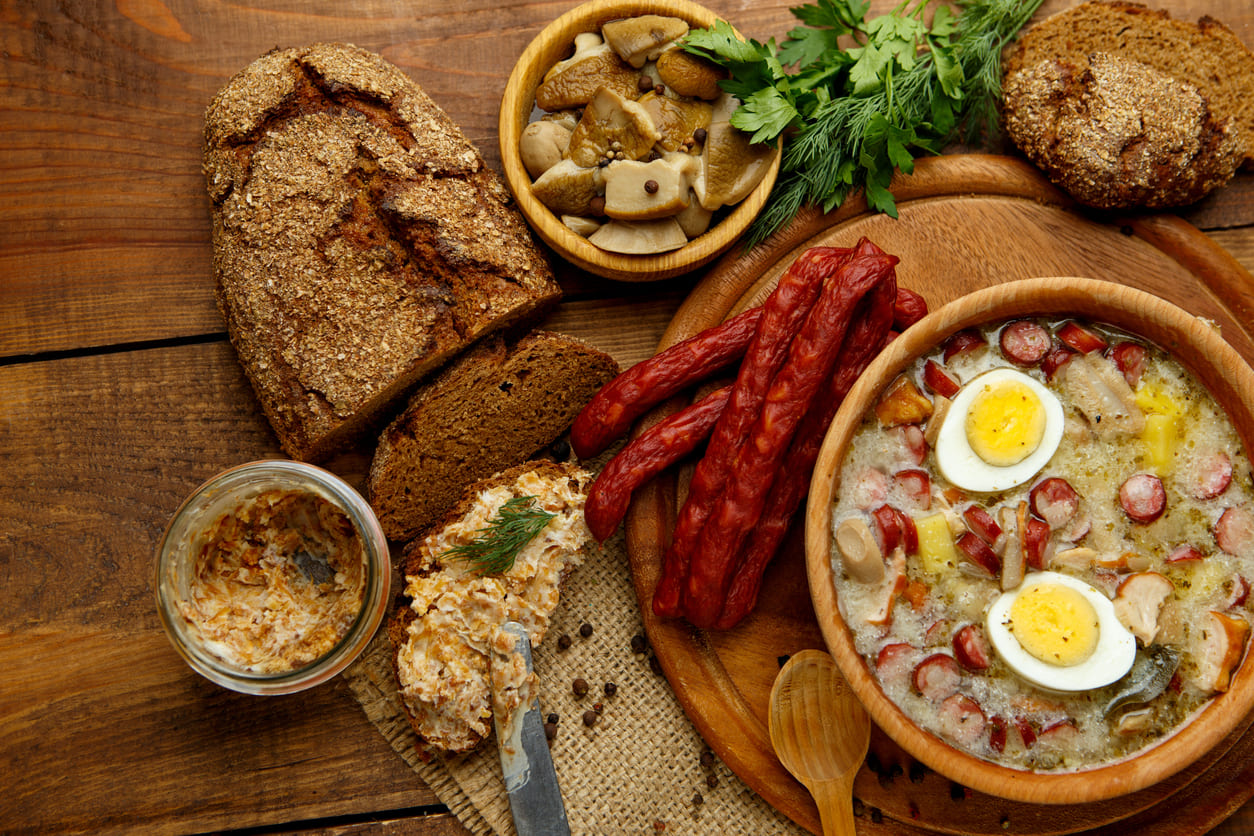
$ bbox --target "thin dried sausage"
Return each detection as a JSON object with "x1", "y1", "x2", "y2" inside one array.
[
  {"x1": 912, "y1": 653, "x2": 962, "y2": 701},
  {"x1": 712, "y1": 243, "x2": 897, "y2": 632},
  {"x1": 893, "y1": 286, "x2": 928, "y2": 330},
  {"x1": 653, "y1": 246, "x2": 850, "y2": 617},
  {"x1": 999, "y1": 320, "x2": 1051, "y2": 365},
  {"x1": 583, "y1": 386, "x2": 731, "y2": 542},
  {"x1": 682, "y1": 244, "x2": 898, "y2": 627},
  {"x1": 570, "y1": 305, "x2": 763, "y2": 459},
  {"x1": 1119, "y1": 473, "x2": 1167, "y2": 523},
  {"x1": 1030, "y1": 477, "x2": 1080, "y2": 530}
]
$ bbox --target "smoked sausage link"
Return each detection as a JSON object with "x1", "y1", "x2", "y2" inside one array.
[
  {"x1": 715, "y1": 268, "x2": 897, "y2": 628},
  {"x1": 652, "y1": 246, "x2": 851, "y2": 617},
  {"x1": 570, "y1": 305, "x2": 763, "y2": 459},
  {"x1": 1119, "y1": 473, "x2": 1167, "y2": 523},
  {"x1": 682, "y1": 243, "x2": 898, "y2": 628},
  {"x1": 583, "y1": 386, "x2": 731, "y2": 542}
]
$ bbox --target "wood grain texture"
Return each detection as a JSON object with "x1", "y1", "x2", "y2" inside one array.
[
  {"x1": 1, "y1": 0, "x2": 1252, "y2": 834},
  {"x1": 627, "y1": 155, "x2": 1254, "y2": 835},
  {"x1": 0, "y1": 342, "x2": 437, "y2": 834}
]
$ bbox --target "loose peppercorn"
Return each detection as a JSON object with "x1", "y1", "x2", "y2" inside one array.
[
  {"x1": 649, "y1": 655, "x2": 663, "y2": 676},
  {"x1": 908, "y1": 762, "x2": 926, "y2": 783},
  {"x1": 950, "y1": 782, "x2": 967, "y2": 801},
  {"x1": 631, "y1": 634, "x2": 648, "y2": 654},
  {"x1": 705, "y1": 773, "x2": 719, "y2": 789},
  {"x1": 699, "y1": 749, "x2": 715, "y2": 769},
  {"x1": 589, "y1": 196, "x2": 606, "y2": 215},
  {"x1": 870, "y1": 807, "x2": 883, "y2": 824},
  {"x1": 692, "y1": 792, "x2": 704, "y2": 806},
  {"x1": 544, "y1": 722, "x2": 558, "y2": 740},
  {"x1": 547, "y1": 712, "x2": 559, "y2": 725},
  {"x1": 572, "y1": 677, "x2": 589, "y2": 697},
  {"x1": 582, "y1": 709, "x2": 599, "y2": 727},
  {"x1": 603, "y1": 681, "x2": 618, "y2": 697},
  {"x1": 638, "y1": 76, "x2": 654, "y2": 93},
  {"x1": 579, "y1": 622, "x2": 593, "y2": 638},
  {"x1": 644, "y1": 179, "x2": 659, "y2": 194},
  {"x1": 693, "y1": 127, "x2": 707, "y2": 144},
  {"x1": 557, "y1": 634, "x2": 572, "y2": 651}
]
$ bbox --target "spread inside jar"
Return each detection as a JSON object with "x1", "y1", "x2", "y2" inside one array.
[{"x1": 177, "y1": 487, "x2": 367, "y2": 674}]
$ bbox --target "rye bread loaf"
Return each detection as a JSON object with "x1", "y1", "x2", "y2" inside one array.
[
  {"x1": 388, "y1": 460, "x2": 594, "y2": 758},
  {"x1": 1003, "y1": 1, "x2": 1254, "y2": 162},
  {"x1": 367, "y1": 330, "x2": 619, "y2": 542},
  {"x1": 203, "y1": 43, "x2": 560, "y2": 461},
  {"x1": 1002, "y1": 52, "x2": 1243, "y2": 209},
  {"x1": 1001, "y1": 1, "x2": 1254, "y2": 209}
]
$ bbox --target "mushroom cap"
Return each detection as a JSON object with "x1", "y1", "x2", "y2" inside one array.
[{"x1": 602, "y1": 15, "x2": 690, "y2": 69}]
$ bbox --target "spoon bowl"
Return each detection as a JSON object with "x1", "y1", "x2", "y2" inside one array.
[{"x1": 769, "y1": 650, "x2": 871, "y2": 836}]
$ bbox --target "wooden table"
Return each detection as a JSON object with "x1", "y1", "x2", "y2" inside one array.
[{"x1": 2, "y1": 1, "x2": 1252, "y2": 834}]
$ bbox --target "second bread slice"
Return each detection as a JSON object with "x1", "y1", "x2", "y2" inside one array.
[{"x1": 367, "y1": 330, "x2": 619, "y2": 542}]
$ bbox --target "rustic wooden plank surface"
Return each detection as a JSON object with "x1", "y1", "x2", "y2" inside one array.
[{"x1": 1, "y1": 0, "x2": 1253, "y2": 834}]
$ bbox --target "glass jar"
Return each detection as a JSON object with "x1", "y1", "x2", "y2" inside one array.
[{"x1": 154, "y1": 459, "x2": 390, "y2": 694}]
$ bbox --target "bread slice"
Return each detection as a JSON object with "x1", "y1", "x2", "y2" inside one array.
[
  {"x1": 1002, "y1": 52, "x2": 1243, "y2": 209},
  {"x1": 1002, "y1": 1, "x2": 1254, "y2": 164},
  {"x1": 203, "y1": 43, "x2": 560, "y2": 461},
  {"x1": 388, "y1": 460, "x2": 594, "y2": 758},
  {"x1": 367, "y1": 330, "x2": 618, "y2": 542}
]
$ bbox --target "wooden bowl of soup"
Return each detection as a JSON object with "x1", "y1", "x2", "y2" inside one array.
[
  {"x1": 499, "y1": 0, "x2": 780, "y2": 282},
  {"x1": 805, "y1": 276, "x2": 1254, "y2": 804}
]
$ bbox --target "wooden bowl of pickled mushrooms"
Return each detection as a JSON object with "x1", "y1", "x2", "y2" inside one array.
[{"x1": 499, "y1": 0, "x2": 780, "y2": 282}]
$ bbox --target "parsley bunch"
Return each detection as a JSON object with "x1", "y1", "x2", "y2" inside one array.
[{"x1": 683, "y1": 0, "x2": 1043, "y2": 245}]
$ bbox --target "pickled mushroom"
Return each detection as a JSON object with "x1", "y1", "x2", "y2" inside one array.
[
  {"x1": 588, "y1": 218, "x2": 688, "y2": 254},
  {"x1": 536, "y1": 33, "x2": 641, "y2": 111},
  {"x1": 565, "y1": 86, "x2": 661, "y2": 168},
  {"x1": 656, "y1": 49, "x2": 727, "y2": 101},
  {"x1": 602, "y1": 15, "x2": 689, "y2": 68},
  {"x1": 638, "y1": 91, "x2": 712, "y2": 152},
  {"x1": 531, "y1": 159, "x2": 603, "y2": 216},
  {"x1": 695, "y1": 120, "x2": 777, "y2": 210},
  {"x1": 520, "y1": 120, "x2": 572, "y2": 178},
  {"x1": 602, "y1": 155, "x2": 696, "y2": 221}
]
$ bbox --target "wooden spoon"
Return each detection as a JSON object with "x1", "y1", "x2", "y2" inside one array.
[{"x1": 769, "y1": 649, "x2": 871, "y2": 836}]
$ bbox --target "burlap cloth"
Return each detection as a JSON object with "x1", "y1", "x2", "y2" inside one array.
[{"x1": 343, "y1": 521, "x2": 807, "y2": 836}]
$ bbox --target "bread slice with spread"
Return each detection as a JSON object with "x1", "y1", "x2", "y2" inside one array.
[
  {"x1": 203, "y1": 43, "x2": 560, "y2": 461},
  {"x1": 388, "y1": 460, "x2": 595, "y2": 758}
]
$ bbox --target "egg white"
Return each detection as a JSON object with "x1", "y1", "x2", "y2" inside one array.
[
  {"x1": 986, "y1": 571, "x2": 1137, "y2": 692},
  {"x1": 934, "y1": 367, "x2": 1064, "y2": 493}
]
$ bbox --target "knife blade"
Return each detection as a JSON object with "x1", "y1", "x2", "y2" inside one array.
[{"x1": 493, "y1": 621, "x2": 571, "y2": 836}]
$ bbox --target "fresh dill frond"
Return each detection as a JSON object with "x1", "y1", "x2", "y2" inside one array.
[{"x1": 442, "y1": 495, "x2": 556, "y2": 576}]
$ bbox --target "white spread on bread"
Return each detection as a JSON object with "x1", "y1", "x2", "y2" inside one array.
[{"x1": 394, "y1": 463, "x2": 593, "y2": 753}]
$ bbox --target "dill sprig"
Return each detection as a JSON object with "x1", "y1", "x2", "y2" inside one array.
[
  {"x1": 443, "y1": 495, "x2": 556, "y2": 576},
  {"x1": 683, "y1": 0, "x2": 1044, "y2": 247}
]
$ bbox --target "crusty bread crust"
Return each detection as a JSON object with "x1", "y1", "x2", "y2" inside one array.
[
  {"x1": 203, "y1": 44, "x2": 560, "y2": 461},
  {"x1": 1002, "y1": 2, "x2": 1254, "y2": 164},
  {"x1": 1002, "y1": 52, "x2": 1242, "y2": 210},
  {"x1": 367, "y1": 330, "x2": 618, "y2": 542}
]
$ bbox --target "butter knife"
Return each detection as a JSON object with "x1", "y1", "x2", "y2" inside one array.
[{"x1": 493, "y1": 621, "x2": 571, "y2": 836}]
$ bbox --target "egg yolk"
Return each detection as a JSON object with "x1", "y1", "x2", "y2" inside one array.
[
  {"x1": 1007, "y1": 582, "x2": 1100, "y2": 667},
  {"x1": 965, "y1": 380, "x2": 1046, "y2": 467}
]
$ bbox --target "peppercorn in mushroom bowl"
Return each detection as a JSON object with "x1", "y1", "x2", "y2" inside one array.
[
  {"x1": 499, "y1": 0, "x2": 779, "y2": 281},
  {"x1": 805, "y1": 277, "x2": 1254, "y2": 804}
]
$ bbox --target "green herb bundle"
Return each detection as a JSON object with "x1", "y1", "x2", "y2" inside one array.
[
  {"x1": 443, "y1": 496, "x2": 556, "y2": 576},
  {"x1": 683, "y1": 0, "x2": 1043, "y2": 246}
]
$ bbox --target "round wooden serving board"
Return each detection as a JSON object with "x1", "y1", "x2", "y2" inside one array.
[{"x1": 624, "y1": 154, "x2": 1254, "y2": 836}]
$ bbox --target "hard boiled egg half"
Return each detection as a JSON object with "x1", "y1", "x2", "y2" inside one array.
[
  {"x1": 986, "y1": 571, "x2": 1136, "y2": 692},
  {"x1": 935, "y1": 367, "x2": 1064, "y2": 493}
]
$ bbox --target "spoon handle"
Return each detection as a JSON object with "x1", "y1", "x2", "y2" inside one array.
[{"x1": 812, "y1": 774, "x2": 858, "y2": 836}]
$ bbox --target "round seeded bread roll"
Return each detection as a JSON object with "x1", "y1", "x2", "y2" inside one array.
[{"x1": 1001, "y1": 1, "x2": 1254, "y2": 210}]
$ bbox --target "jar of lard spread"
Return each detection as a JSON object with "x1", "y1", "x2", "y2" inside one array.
[{"x1": 155, "y1": 460, "x2": 389, "y2": 694}]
